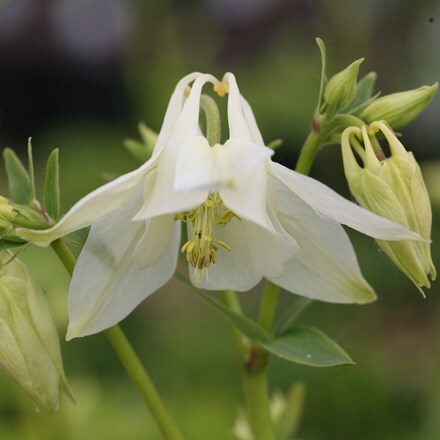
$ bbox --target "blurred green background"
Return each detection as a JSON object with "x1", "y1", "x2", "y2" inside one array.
[{"x1": 0, "y1": 0, "x2": 439, "y2": 438}]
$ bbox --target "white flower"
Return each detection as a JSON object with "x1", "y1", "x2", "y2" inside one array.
[{"x1": 18, "y1": 72, "x2": 421, "y2": 340}]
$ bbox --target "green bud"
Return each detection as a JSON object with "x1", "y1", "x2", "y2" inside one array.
[
  {"x1": 0, "y1": 251, "x2": 73, "y2": 410},
  {"x1": 0, "y1": 197, "x2": 16, "y2": 236},
  {"x1": 361, "y1": 83, "x2": 438, "y2": 129},
  {"x1": 323, "y1": 58, "x2": 364, "y2": 114},
  {"x1": 341, "y1": 122, "x2": 436, "y2": 294}
]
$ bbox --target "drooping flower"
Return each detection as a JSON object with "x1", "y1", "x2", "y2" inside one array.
[
  {"x1": 18, "y1": 73, "x2": 421, "y2": 339},
  {"x1": 341, "y1": 121, "x2": 436, "y2": 293}
]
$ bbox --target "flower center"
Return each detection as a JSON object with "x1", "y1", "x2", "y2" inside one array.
[{"x1": 175, "y1": 193, "x2": 239, "y2": 282}]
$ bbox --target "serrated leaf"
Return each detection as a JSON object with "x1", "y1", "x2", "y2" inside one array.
[
  {"x1": 261, "y1": 326, "x2": 354, "y2": 367},
  {"x1": 345, "y1": 71, "x2": 377, "y2": 113},
  {"x1": 43, "y1": 149, "x2": 60, "y2": 220},
  {"x1": 3, "y1": 148, "x2": 33, "y2": 205}
]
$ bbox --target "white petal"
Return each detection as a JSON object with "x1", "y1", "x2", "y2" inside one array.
[
  {"x1": 66, "y1": 186, "x2": 180, "y2": 339},
  {"x1": 17, "y1": 161, "x2": 158, "y2": 247},
  {"x1": 224, "y1": 72, "x2": 253, "y2": 142},
  {"x1": 271, "y1": 162, "x2": 422, "y2": 241},
  {"x1": 191, "y1": 207, "x2": 298, "y2": 290},
  {"x1": 240, "y1": 95, "x2": 265, "y2": 145},
  {"x1": 133, "y1": 74, "x2": 220, "y2": 220},
  {"x1": 189, "y1": 219, "x2": 263, "y2": 291},
  {"x1": 133, "y1": 215, "x2": 177, "y2": 269},
  {"x1": 218, "y1": 139, "x2": 274, "y2": 232},
  {"x1": 269, "y1": 178, "x2": 376, "y2": 304},
  {"x1": 151, "y1": 72, "x2": 203, "y2": 157}
]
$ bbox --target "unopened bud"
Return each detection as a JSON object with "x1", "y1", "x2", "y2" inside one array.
[
  {"x1": 341, "y1": 122, "x2": 436, "y2": 293},
  {"x1": 0, "y1": 197, "x2": 16, "y2": 236},
  {"x1": 323, "y1": 58, "x2": 364, "y2": 114},
  {"x1": 361, "y1": 83, "x2": 438, "y2": 129},
  {"x1": 0, "y1": 252, "x2": 73, "y2": 410}
]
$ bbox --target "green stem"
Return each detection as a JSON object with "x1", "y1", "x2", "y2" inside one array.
[
  {"x1": 50, "y1": 239, "x2": 184, "y2": 440},
  {"x1": 200, "y1": 94, "x2": 221, "y2": 146},
  {"x1": 105, "y1": 326, "x2": 184, "y2": 440},
  {"x1": 242, "y1": 349, "x2": 274, "y2": 440},
  {"x1": 295, "y1": 125, "x2": 330, "y2": 175},
  {"x1": 258, "y1": 282, "x2": 280, "y2": 333}
]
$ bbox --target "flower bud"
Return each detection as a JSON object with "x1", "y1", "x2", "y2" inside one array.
[
  {"x1": 0, "y1": 197, "x2": 16, "y2": 236},
  {"x1": 324, "y1": 58, "x2": 364, "y2": 113},
  {"x1": 361, "y1": 83, "x2": 438, "y2": 129},
  {"x1": 0, "y1": 251, "x2": 72, "y2": 410},
  {"x1": 341, "y1": 122, "x2": 436, "y2": 293}
]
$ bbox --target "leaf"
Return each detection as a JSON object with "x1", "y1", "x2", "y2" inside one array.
[
  {"x1": 0, "y1": 241, "x2": 26, "y2": 252},
  {"x1": 3, "y1": 148, "x2": 33, "y2": 205},
  {"x1": 261, "y1": 326, "x2": 354, "y2": 367},
  {"x1": 175, "y1": 272, "x2": 270, "y2": 342},
  {"x1": 345, "y1": 71, "x2": 377, "y2": 113},
  {"x1": 27, "y1": 138, "x2": 36, "y2": 200},
  {"x1": 63, "y1": 227, "x2": 90, "y2": 250},
  {"x1": 274, "y1": 298, "x2": 313, "y2": 337},
  {"x1": 43, "y1": 149, "x2": 60, "y2": 220}
]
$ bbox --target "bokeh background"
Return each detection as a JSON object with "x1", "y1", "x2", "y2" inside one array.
[{"x1": 0, "y1": 0, "x2": 439, "y2": 439}]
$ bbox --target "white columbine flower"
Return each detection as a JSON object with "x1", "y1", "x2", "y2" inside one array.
[{"x1": 18, "y1": 73, "x2": 421, "y2": 340}]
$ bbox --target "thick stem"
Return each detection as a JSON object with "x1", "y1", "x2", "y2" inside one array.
[
  {"x1": 295, "y1": 126, "x2": 329, "y2": 175},
  {"x1": 242, "y1": 349, "x2": 275, "y2": 440},
  {"x1": 50, "y1": 239, "x2": 184, "y2": 440}
]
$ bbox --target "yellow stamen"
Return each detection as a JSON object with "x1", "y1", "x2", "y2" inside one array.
[
  {"x1": 214, "y1": 81, "x2": 228, "y2": 97},
  {"x1": 175, "y1": 192, "x2": 238, "y2": 282}
]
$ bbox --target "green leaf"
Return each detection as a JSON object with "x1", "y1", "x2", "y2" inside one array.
[
  {"x1": 43, "y1": 149, "x2": 60, "y2": 220},
  {"x1": 274, "y1": 298, "x2": 313, "y2": 337},
  {"x1": 27, "y1": 138, "x2": 36, "y2": 200},
  {"x1": 63, "y1": 227, "x2": 90, "y2": 250},
  {"x1": 175, "y1": 272, "x2": 270, "y2": 342},
  {"x1": 261, "y1": 326, "x2": 354, "y2": 367},
  {"x1": 0, "y1": 241, "x2": 26, "y2": 252},
  {"x1": 3, "y1": 148, "x2": 33, "y2": 205},
  {"x1": 345, "y1": 71, "x2": 377, "y2": 113}
]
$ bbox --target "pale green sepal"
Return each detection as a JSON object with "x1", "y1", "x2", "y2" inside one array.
[
  {"x1": 345, "y1": 71, "x2": 377, "y2": 113},
  {"x1": 3, "y1": 148, "x2": 34, "y2": 205},
  {"x1": 323, "y1": 58, "x2": 364, "y2": 112},
  {"x1": 43, "y1": 149, "x2": 60, "y2": 221},
  {"x1": 361, "y1": 83, "x2": 438, "y2": 129},
  {"x1": 124, "y1": 139, "x2": 150, "y2": 163}
]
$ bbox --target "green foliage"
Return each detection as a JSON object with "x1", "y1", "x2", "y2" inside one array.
[{"x1": 43, "y1": 149, "x2": 60, "y2": 221}]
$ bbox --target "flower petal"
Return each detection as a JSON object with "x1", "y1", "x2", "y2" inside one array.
[
  {"x1": 191, "y1": 207, "x2": 298, "y2": 290},
  {"x1": 271, "y1": 162, "x2": 422, "y2": 241},
  {"x1": 269, "y1": 178, "x2": 376, "y2": 304},
  {"x1": 66, "y1": 186, "x2": 180, "y2": 339},
  {"x1": 218, "y1": 139, "x2": 275, "y2": 232},
  {"x1": 224, "y1": 72, "x2": 253, "y2": 142},
  {"x1": 240, "y1": 95, "x2": 265, "y2": 145},
  {"x1": 133, "y1": 214, "x2": 177, "y2": 269}
]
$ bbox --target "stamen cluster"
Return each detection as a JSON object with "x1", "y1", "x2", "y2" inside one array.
[{"x1": 175, "y1": 192, "x2": 239, "y2": 282}]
